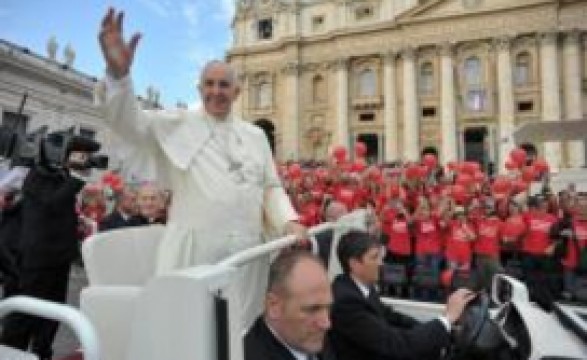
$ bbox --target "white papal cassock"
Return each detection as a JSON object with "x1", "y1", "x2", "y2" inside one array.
[{"x1": 94, "y1": 75, "x2": 298, "y2": 329}]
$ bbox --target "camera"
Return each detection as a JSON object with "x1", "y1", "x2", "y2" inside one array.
[
  {"x1": 0, "y1": 94, "x2": 108, "y2": 170},
  {"x1": 0, "y1": 126, "x2": 109, "y2": 170}
]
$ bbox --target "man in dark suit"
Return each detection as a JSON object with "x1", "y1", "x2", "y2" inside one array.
[
  {"x1": 331, "y1": 230, "x2": 475, "y2": 360},
  {"x1": 99, "y1": 186, "x2": 139, "y2": 231},
  {"x1": 0, "y1": 136, "x2": 99, "y2": 360},
  {"x1": 245, "y1": 250, "x2": 336, "y2": 360}
]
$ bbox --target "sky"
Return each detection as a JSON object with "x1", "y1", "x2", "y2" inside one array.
[{"x1": 0, "y1": 0, "x2": 235, "y2": 108}]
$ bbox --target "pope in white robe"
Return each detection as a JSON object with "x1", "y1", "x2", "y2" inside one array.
[{"x1": 95, "y1": 8, "x2": 301, "y2": 329}]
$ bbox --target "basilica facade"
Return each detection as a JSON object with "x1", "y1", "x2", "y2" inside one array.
[{"x1": 227, "y1": 0, "x2": 587, "y2": 172}]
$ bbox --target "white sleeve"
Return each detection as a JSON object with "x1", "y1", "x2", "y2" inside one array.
[
  {"x1": 0, "y1": 166, "x2": 29, "y2": 192},
  {"x1": 261, "y1": 134, "x2": 298, "y2": 235},
  {"x1": 94, "y1": 74, "x2": 166, "y2": 183}
]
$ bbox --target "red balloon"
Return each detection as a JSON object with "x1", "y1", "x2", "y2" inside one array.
[
  {"x1": 423, "y1": 154, "x2": 438, "y2": 168},
  {"x1": 510, "y1": 148, "x2": 527, "y2": 167},
  {"x1": 533, "y1": 158, "x2": 549, "y2": 174},
  {"x1": 521, "y1": 166, "x2": 536, "y2": 182},
  {"x1": 288, "y1": 164, "x2": 302, "y2": 179},
  {"x1": 505, "y1": 160, "x2": 517, "y2": 171},
  {"x1": 367, "y1": 166, "x2": 383, "y2": 182},
  {"x1": 332, "y1": 146, "x2": 347, "y2": 162},
  {"x1": 355, "y1": 142, "x2": 367, "y2": 157}
]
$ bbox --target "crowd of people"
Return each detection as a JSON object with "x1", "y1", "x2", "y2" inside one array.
[{"x1": 278, "y1": 145, "x2": 587, "y2": 304}]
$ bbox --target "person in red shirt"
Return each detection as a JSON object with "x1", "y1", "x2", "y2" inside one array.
[
  {"x1": 473, "y1": 204, "x2": 503, "y2": 290},
  {"x1": 501, "y1": 201, "x2": 527, "y2": 265},
  {"x1": 550, "y1": 200, "x2": 587, "y2": 300},
  {"x1": 521, "y1": 195, "x2": 559, "y2": 299},
  {"x1": 445, "y1": 206, "x2": 476, "y2": 271},
  {"x1": 413, "y1": 204, "x2": 442, "y2": 300},
  {"x1": 521, "y1": 196, "x2": 558, "y2": 269},
  {"x1": 383, "y1": 201, "x2": 413, "y2": 297}
]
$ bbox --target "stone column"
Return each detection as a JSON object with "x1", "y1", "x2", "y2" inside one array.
[
  {"x1": 234, "y1": 72, "x2": 246, "y2": 119},
  {"x1": 402, "y1": 47, "x2": 419, "y2": 161},
  {"x1": 281, "y1": 62, "x2": 300, "y2": 160},
  {"x1": 383, "y1": 51, "x2": 398, "y2": 162},
  {"x1": 563, "y1": 31, "x2": 585, "y2": 168},
  {"x1": 496, "y1": 36, "x2": 516, "y2": 172},
  {"x1": 440, "y1": 42, "x2": 457, "y2": 164},
  {"x1": 333, "y1": 57, "x2": 350, "y2": 150},
  {"x1": 539, "y1": 32, "x2": 562, "y2": 171}
]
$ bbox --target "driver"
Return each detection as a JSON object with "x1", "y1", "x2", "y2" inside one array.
[{"x1": 330, "y1": 230, "x2": 476, "y2": 360}]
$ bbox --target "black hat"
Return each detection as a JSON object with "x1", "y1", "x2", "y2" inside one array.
[{"x1": 66, "y1": 135, "x2": 101, "y2": 153}]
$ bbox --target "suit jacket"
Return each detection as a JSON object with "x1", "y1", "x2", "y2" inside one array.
[
  {"x1": 18, "y1": 167, "x2": 85, "y2": 269},
  {"x1": 245, "y1": 316, "x2": 336, "y2": 360},
  {"x1": 99, "y1": 210, "x2": 140, "y2": 232},
  {"x1": 331, "y1": 274, "x2": 450, "y2": 360},
  {"x1": 315, "y1": 229, "x2": 334, "y2": 267}
]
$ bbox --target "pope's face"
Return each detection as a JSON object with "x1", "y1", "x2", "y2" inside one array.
[{"x1": 198, "y1": 64, "x2": 240, "y2": 119}]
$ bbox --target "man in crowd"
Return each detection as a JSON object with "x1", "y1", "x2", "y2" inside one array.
[
  {"x1": 0, "y1": 137, "x2": 99, "y2": 360},
  {"x1": 131, "y1": 182, "x2": 166, "y2": 225},
  {"x1": 95, "y1": 8, "x2": 304, "y2": 328},
  {"x1": 99, "y1": 185, "x2": 139, "y2": 231},
  {"x1": 245, "y1": 251, "x2": 336, "y2": 360},
  {"x1": 315, "y1": 200, "x2": 348, "y2": 266},
  {"x1": 330, "y1": 230, "x2": 476, "y2": 360}
]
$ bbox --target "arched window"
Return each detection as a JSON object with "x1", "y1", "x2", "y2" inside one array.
[
  {"x1": 419, "y1": 62, "x2": 434, "y2": 94},
  {"x1": 464, "y1": 56, "x2": 485, "y2": 112},
  {"x1": 514, "y1": 52, "x2": 531, "y2": 86},
  {"x1": 256, "y1": 81, "x2": 272, "y2": 108},
  {"x1": 358, "y1": 68, "x2": 376, "y2": 97},
  {"x1": 312, "y1": 75, "x2": 326, "y2": 103}
]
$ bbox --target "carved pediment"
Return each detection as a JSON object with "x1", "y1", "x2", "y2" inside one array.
[{"x1": 395, "y1": 0, "x2": 555, "y2": 23}]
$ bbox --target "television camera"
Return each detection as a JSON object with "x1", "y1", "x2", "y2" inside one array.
[{"x1": 0, "y1": 94, "x2": 108, "y2": 170}]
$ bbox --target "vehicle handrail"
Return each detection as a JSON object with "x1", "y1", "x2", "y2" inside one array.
[
  {"x1": 217, "y1": 222, "x2": 335, "y2": 269},
  {"x1": 0, "y1": 296, "x2": 100, "y2": 360}
]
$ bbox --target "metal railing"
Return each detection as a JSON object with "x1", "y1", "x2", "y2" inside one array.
[{"x1": 0, "y1": 296, "x2": 100, "y2": 360}]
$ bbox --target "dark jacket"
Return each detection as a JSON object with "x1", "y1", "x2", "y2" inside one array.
[
  {"x1": 99, "y1": 210, "x2": 141, "y2": 232},
  {"x1": 18, "y1": 167, "x2": 85, "y2": 269},
  {"x1": 245, "y1": 316, "x2": 337, "y2": 360},
  {"x1": 330, "y1": 274, "x2": 450, "y2": 360}
]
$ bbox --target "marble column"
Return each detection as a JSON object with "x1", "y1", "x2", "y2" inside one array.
[
  {"x1": 383, "y1": 51, "x2": 398, "y2": 162},
  {"x1": 563, "y1": 31, "x2": 585, "y2": 168},
  {"x1": 539, "y1": 32, "x2": 562, "y2": 171},
  {"x1": 281, "y1": 62, "x2": 300, "y2": 160},
  {"x1": 333, "y1": 57, "x2": 350, "y2": 150},
  {"x1": 496, "y1": 36, "x2": 516, "y2": 172},
  {"x1": 402, "y1": 47, "x2": 419, "y2": 161},
  {"x1": 440, "y1": 42, "x2": 457, "y2": 164}
]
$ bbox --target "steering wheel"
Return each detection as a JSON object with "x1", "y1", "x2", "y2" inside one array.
[{"x1": 450, "y1": 293, "x2": 507, "y2": 359}]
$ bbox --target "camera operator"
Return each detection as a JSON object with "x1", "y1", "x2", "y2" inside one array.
[{"x1": 0, "y1": 137, "x2": 99, "y2": 360}]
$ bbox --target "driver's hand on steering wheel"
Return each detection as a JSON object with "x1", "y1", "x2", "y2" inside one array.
[{"x1": 445, "y1": 288, "x2": 477, "y2": 324}]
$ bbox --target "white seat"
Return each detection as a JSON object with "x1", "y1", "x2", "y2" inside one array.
[
  {"x1": 80, "y1": 225, "x2": 165, "y2": 360},
  {"x1": 0, "y1": 345, "x2": 38, "y2": 360},
  {"x1": 82, "y1": 225, "x2": 165, "y2": 286}
]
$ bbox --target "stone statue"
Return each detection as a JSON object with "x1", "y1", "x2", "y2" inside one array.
[
  {"x1": 63, "y1": 43, "x2": 75, "y2": 66},
  {"x1": 47, "y1": 36, "x2": 58, "y2": 60}
]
